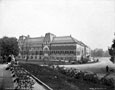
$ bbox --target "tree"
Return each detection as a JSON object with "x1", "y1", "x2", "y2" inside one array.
[
  {"x1": 91, "y1": 48, "x2": 104, "y2": 57},
  {"x1": 103, "y1": 50, "x2": 110, "y2": 57},
  {"x1": 0, "y1": 36, "x2": 19, "y2": 57},
  {"x1": 108, "y1": 34, "x2": 115, "y2": 63},
  {"x1": 91, "y1": 48, "x2": 110, "y2": 57}
]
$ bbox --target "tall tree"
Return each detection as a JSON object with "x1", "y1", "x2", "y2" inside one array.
[
  {"x1": 108, "y1": 36, "x2": 115, "y2": 63},
  {"x1": 0, "y1": 37, "x2": 19, "y2": 57}
]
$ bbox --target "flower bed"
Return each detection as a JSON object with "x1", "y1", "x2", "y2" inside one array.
[
  {"x1": 9, "y1": 65, "x2": 35, "y2": 90},
  {"x1": 57, "y1": 67, "x2": 115, "y2": 88},
  {"x1": 19, "y1": 63, "x2": 113, "y2": 90}
]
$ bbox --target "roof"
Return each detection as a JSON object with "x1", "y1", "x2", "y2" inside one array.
[
  {"x1": 73, "y1": 38, "x2": 86, "y2": 46},
  {"x1": 20, "y1": 33, "x2": 89, "y2": 47},
  {"x1": 25, "y1": 37, "x2": 44, "y2": 44},
  {"x1": 51, "y1": 36, "x2": 80, "y2": 44},
  {"x1": 51, "y1": 36, "x2": 74, "y2": 44},
  {"x1": 51, "y1": 36, "x2": 87, "y2": 47}
]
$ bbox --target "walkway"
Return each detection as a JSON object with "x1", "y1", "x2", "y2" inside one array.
[
  {"x1": 60, "y1": 57, "x2": 115, "y2": 80},
  {"x1": 0, "y1": 64, "x2": 14, "y2": 90}
]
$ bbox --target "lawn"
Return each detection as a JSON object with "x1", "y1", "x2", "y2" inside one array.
[{"x1": 19, "y1": 63, "x2": 113, "y2": 90}]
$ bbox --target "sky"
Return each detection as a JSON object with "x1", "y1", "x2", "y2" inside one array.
[{"x1": 0, "y1": 0, "x2": 115, "y2": 50}]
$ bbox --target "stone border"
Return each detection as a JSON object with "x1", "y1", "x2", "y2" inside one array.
[
  {"x1": 25, "y1": 69, "x2": 53, "y2": 90},
  {"x1": 10, "y1": 65, "x2": 53, "y2": 90}
]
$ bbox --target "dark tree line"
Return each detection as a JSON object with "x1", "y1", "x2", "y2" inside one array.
[
  {"x1": 108, "y1": 35, "x2": 115, "y2": 63},
  {"x1": 91, "y1": 48, "x2": 110, "y2": 57},
  {"x1": 0, "y1": 36, "x2": 19, "y2": 58}
]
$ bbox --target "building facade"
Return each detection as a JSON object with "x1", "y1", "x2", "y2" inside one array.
[{"x1": 18, "y1": 33, "x2": 90, "y2": 61}]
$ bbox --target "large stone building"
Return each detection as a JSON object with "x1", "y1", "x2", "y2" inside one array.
[{"x1": 18, "y1": 33, "x2": 90, "y2": 61}]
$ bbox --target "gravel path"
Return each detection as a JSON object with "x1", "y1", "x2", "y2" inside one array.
[{"x1": 0, "y1": 64, "x2": 14, "y2": 90}]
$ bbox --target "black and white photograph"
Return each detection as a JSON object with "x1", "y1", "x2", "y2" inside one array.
[{"x1": 0, "y1": 0, "x2": 115, "y2": 90}]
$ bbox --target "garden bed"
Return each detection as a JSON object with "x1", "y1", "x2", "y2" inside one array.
[{"x1": 19, "y1": 63, "x2": 113, "y2": 90}]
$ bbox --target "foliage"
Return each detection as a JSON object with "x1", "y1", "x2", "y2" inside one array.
[
  {"x1": 0, "y1": 36, "x2": 19, "y2": 57},
  {"x1": 80, "y1": 56, "x2": 89, "y2": 64},
  {"x1": 108, "y1": 36, "x2": 115, "y2": 63},
  {"x1": 103, "y1": 50, "x2": 110, "y2": 57},
  {"x1": 20, "y1": 63, "x2": 112, "y2": 90},
  {"x1": 112, "y1": 39, "x2": 115, "y2": 48},
  {"x1": 91, "y1": 49, "x2": 110, "y2": 57},
  {"x1": 108, "y1": 48, "x2": 114, "y2": 56},
  {"x1": 58, "y1": 67, "x2": 114, "y2": 88},
  {"x1": 9, "y1": 65, "x2": 35, "y2": 89},
  {"x1": 110, "y1": 56, "x2": 114, "y2": 63}
]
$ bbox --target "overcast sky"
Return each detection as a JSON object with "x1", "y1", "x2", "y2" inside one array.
[{"x1": 0, "y1": 0, "x2": 115, "y2": 50}]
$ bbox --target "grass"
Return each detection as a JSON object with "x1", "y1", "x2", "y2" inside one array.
[{"x1": 19, "y1": 63, "x2": 113, "y2": 90}]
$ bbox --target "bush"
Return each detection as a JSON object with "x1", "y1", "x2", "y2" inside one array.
[
  {"x1": 101, "y1": 77, "x2": 114, "y2": 88},
  {"x1": 81, "y1": 57, "x2": 89, "y2": 64},
  {"x1": 57, "y1": 67, "x2": 115, "y2": 88}
]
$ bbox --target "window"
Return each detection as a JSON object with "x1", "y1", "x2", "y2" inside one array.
[
  {"x1": 36, "y1": 51, "x2": 38, "y2": 55},
  {"x1": 31, "y1": 56, "x2": 33, "y2": 59},
  {"x1": 35, "y1": 55, "x2": 37, "y2": 59}
]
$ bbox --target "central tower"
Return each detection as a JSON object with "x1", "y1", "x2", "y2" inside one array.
[{"x1": 43, "y1": 33, "x2": 56, "y2": 60}]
